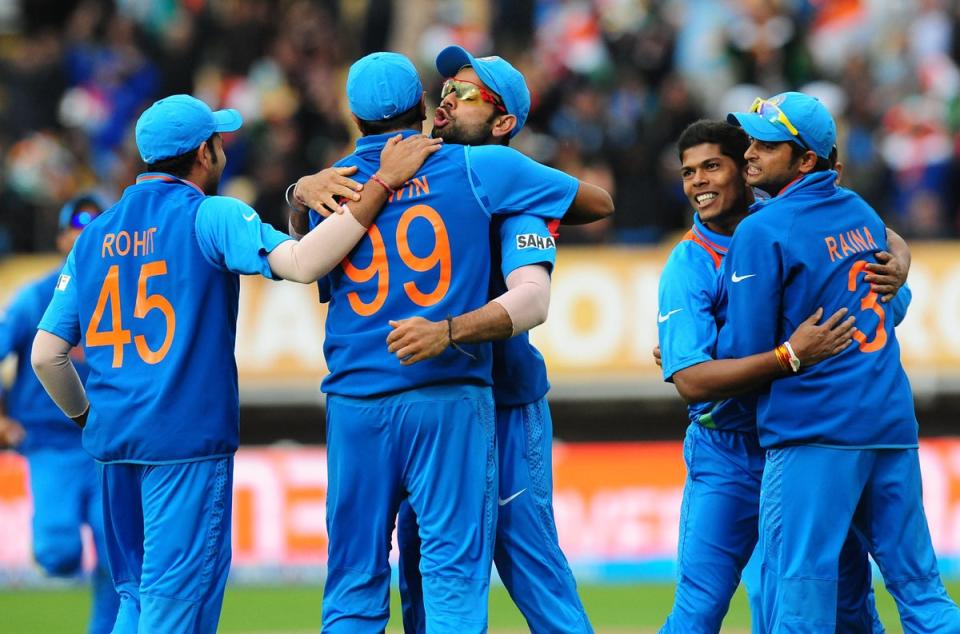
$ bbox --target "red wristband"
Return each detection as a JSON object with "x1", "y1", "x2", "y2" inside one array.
[{"x1": 370, "y1": 173, "x2": 395, "y2": 195}]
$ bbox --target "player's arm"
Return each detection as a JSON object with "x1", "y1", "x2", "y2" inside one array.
[
  {"x1": 864, "y1": 228, "x2": 911, "y2": 303},
  {"x1": 198, "y1": 135, "x2": 444, "y2": 282},
  {"x1": 287, "y1": 134, "x2": 443, "y2": 238},
  {"x1": 386, "y1": 214, "x2": 555, "y2": 364},
  {"x1": 671, "y1": 307, "x2": 855, "y2": 403},
  {"x1": 286, "y1": 166, "x2": 362, "y2": 239},
  {"x1": 467, "y1": 145, "x2": 613, "y2": 221},
  {"x1": 31, "y1": 330, "x2": 88, "y2": 427},
  {"x1": 562, "y1": 180, "x2": 614, "y2": 225},
  {"x1": 31, "y1": 253, "x2": 88, "y2": 427},
  {"x1": 386, "y1": 265, "x2": 550, "y2": 365}
]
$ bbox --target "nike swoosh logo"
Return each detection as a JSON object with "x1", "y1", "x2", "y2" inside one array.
[
  {"x1": 243, "y1": 211, "x2": 257, "y2": 222},
  {"x1": 658, "y1": 309, "x2": 683, "y2": 323},
  {"x1": 731, "y1": 272, "x2": 756, "y2": 283},
  {"x1": 498, "y1": 488, "x2": 527, "y2": 506}
]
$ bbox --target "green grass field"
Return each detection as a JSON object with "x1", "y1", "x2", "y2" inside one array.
[{"x1": 0, "y1": 581, "x2": 954, "y2": 632}]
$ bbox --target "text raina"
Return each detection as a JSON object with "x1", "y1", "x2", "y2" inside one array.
[
  {"x1": 824, "y1": 225, "x2": 878, "y2": 263},
  {"x1": 101, "y1": 227, "x2": 158, "y2": 258}
]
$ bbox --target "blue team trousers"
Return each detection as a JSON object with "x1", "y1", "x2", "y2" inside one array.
[
  {"x1": 661, "y1": 424, "x2": 882, "y2": 634},
  {"x1": 98, "y1": 456, "x2": 233, "y2": 634},
  {"x1": 27, "y1": 447, "x2": 119, "y2": 634},
  {"x1": 323, "y1": 385, "x2": 497, "y2": 634},
  {"x1": 398, "y1": 398, "x2": 593, "y2": 634},
  {"x1": 760, "y1": 446, "x2": 960, "y2": 633}
]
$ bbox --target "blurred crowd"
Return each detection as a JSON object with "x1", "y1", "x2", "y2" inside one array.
[{"x1": 2, "y1": 0, "x2": 960, "y2": 253}]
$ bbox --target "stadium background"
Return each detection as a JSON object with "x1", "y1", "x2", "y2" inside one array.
[{"x1": 2, "y1": 0, "x2": 960, "y2": 631}]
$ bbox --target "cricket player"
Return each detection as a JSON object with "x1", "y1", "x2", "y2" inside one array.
[
  {"x1": 0, "y1": 194, "x2": 119, "y2": 633},
  {"x1": 31, "y1": 93, "x2": 441, "y2": 633},
  {"x1": 657, "y1": 120, "x2": 915, "y2": 633},
  {"x1": 721, "y1": 92, "x2": 960, "y2": 632},
  {"x1": 380, "y1": 46, "x2": 598, "y2": 633},
  {"x1": 302, "y1": 52, "x2": 612, "y2": 633}
]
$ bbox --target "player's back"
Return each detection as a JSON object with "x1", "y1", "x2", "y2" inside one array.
[
  {"x1": 70, "y1": 175, "x2": 241, "y2": 463},
  {"x1": 321, "y1": 134, "x2": 496, "y2": 397},
  {"x1": 728, "y1": 171, "x2": 917, "y2": 448}
]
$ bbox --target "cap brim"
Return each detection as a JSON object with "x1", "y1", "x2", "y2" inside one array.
[
  {"x1": 212, "y1": 108, "x2": 243, "y2": 133},
  {"x1": 727, "y1": 112, "x2": 794, "y2": 144},
  {"x1": 436, "y1": 45, "x2": 476, "y2": 78}
]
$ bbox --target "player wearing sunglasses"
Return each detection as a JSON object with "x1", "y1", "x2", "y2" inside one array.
[
  {"x1": 385, "y1": 46, "x2": 600, "y2": 634},
  {"x1": 723, "y1": 92, "x2": 960, "y2": 631},
  {"x1": 0, "y1": 193, "x2": 119, "y2": 633}
]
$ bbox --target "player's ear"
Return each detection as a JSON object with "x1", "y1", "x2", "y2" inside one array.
[
  {"x1": 797, "y1": 150, "x2": 818, "y2": 174},
  {"x1": 492, "y1": 113, "x2": 517, "y2": 140}
]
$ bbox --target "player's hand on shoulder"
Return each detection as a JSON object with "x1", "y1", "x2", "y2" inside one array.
[
  {"x1": 0, "y1": 415, "x2": 25, "y2": 448},
  {"x1": 295, "y1": 166, "x2": 362, "y2": 217},
  {"x1": 864, "y1": 250, "x2": 906, "y2": 303},
  {"x1": 787, "y1": 307, "x2": 857, "y2": 367},
  {"x1": 377, "y1": 134, "x2": 443, "y2": 190},
  {"x1": 386, "y1": 316, "x2": 448, "y2": 366}
]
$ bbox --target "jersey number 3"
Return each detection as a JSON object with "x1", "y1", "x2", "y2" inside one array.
[
  {"x1": 847, "y1": 260, "x2": 887, "y2": 353},
  {"x1": 342, "y1": 205, "x2": 451, "y2": 316},
  {"x1": 86, "y1": 261, "x2": 176, "y2": 367}
]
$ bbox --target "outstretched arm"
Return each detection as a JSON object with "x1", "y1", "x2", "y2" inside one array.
[
  {"x1": 669, "y1": 307, "x2": 855, "y2": 403},
  {"x1": 385, "y1": 265, "x2": 550, "y2": 365},
  {"x1": 268, "y1": 135, "x2": 443, "y2": 283},
  {"x1": 562, "y1": 181, "x2": 614, "y2": 225}
]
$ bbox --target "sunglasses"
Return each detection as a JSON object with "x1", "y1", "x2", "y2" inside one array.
[
  {"x1": 68, "y1": 205, "x2": 101, "y2": 229},
  {"x1": 441, "y1": 78, "x2": 506, "y2": 112},
  {"x1": 750, "y1": 97, "x2": 810, "y2": 151}
]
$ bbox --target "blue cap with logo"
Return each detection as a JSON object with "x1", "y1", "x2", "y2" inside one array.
[
  {"x1": 436, "y1": 45, "x2": 530, "y2": 138},
  {"x1": 727, "y1": 91, "x2": 836, "y2": 160},
  {"x1": 347, "y1": 52, "x2": 424, "y2": 121},
  {"x1": 135, "y1": 94, "x2": 243, "y2": 164}
]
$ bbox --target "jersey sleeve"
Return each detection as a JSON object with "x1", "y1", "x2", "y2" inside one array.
[
  {"x1": 657, "y1": 244, "x2": 721, "y2": 381},
  {"x1": 466, "y1": 145, "x2": 578, "y2": 220},
  {"x1": 37, "y1": 250, "x2": 82, "y2": 346},
  {"x1": 498, "y1": 214, "x2": 557, "y2": 279},
  {"x1": 889, "y1": 282, "x2": 912, "y2": 327},
  {"x1": 717, "y1": 215, "x2": 784, "y2": 359},
  {"x1": 195, "y1": 196, "x2": 293, "y2": 278}
]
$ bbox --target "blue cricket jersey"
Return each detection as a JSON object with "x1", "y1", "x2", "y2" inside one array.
[
  {"x1": 490, "y1": 215, "x2": 558, "y2": 406},
  {"x1": 658, "y1": 214, "x2": 756, "y2": 432},
  {"x1": 717, "y1": 171, "x2": 918, "y2": 449},
  {"x1": 312, "y1": 131, "x2": 578, "y2": 397},
  {"x1": 39, "y1": 173, "x2": 292, "y2": 464},
  {"x1": 0, "y1": 269, "x2": 87, "y2": 452}
]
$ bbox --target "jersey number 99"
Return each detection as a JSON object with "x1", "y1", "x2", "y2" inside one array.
[
  {"x1": 342, "y1": 205, "x2": 451, "y2": 316},
  {"x1": 86, "y1": 261, "x2": 177, "y2": 367}
]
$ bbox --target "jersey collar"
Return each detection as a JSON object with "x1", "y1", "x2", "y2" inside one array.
[
  {"x1": 692, "y1": 213, "x2": 731, "y2": 251},
  {"x1": 354, "y1": 129, "x2": 421, "y2": 154},
  {"x1": 136, "y1": 172, "x2": 205, "y2": 195}
]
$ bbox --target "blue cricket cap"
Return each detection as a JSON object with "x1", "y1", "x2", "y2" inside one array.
[
  {"x1": 347, "y1": 52, "x2": 424, "y2": 121},
  {"x1": 727, "y1": 91, "x2": 836, "y2": 160},
  {"x1": 436, "y1": 45, "x2": 530, "y2": 137},
  {"x1": 59, "y1": 192, "x2": 107, "y2": 230},
  {"x1": 135, "y1": 94, "x2": 243, "y2": 164}
]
